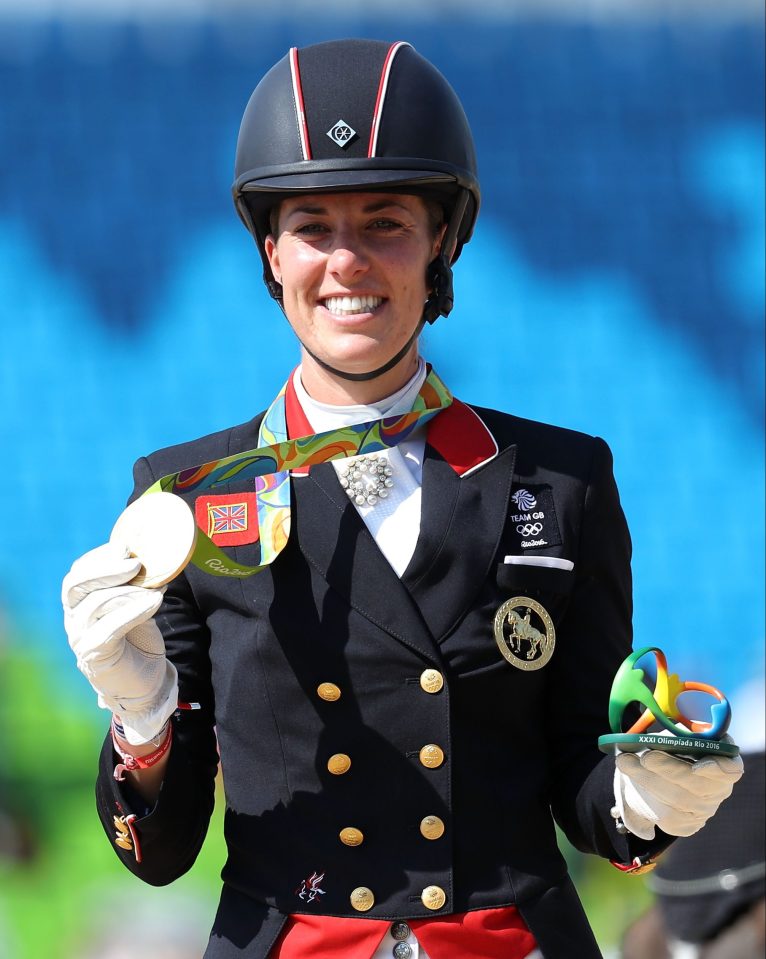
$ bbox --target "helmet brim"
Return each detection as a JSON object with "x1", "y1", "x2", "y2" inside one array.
[
  {"x1": 234, "y1": 162, "x2": 478, "y2": 255},
  {"x1": 236, "y1": 166, "x2": 464, "y2": 195}
]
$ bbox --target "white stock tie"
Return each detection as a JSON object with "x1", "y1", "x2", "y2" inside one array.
[
  {"x1": 293, "y1": 363, "x2": 427, "y2": 578},
  {"x1": 332, "y1": 444, "x2": 421, "y2": 577}
]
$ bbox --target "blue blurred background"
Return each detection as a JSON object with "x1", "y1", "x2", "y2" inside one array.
[{"x1": 0, "y1": 2, "x2": 763, "y2": 956}]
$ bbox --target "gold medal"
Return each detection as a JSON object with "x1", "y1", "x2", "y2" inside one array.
[
  {"x1": 110, "y1": 492, "x2": 198, "y2": 588},
  {"x1": 494, "y1": 596, "x2": 555, "y2": 671}
]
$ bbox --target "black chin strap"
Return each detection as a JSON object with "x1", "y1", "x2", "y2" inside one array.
[
  {"x1": 298, "y1": 314, "x2": 427, "y2": 382},
  {"x1": 269, "y1": 190, "x2": 468, "y2": 383}
]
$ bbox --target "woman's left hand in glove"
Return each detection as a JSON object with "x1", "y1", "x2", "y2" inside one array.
[{"x1": 612, "y1": 744, "x2": 744, "y2": 840}]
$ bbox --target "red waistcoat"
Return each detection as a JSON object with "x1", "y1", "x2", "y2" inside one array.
[{"x1": 272, "y1": 906, "x2": 537, "y2": 958}]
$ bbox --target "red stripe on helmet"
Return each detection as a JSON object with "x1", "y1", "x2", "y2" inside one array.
[
  {"x1": 289, "y1": 47, "x2": 312, "y2": 160},
  {"x1": 368, "y1": 41, "x2": 411, "y2": 158}
]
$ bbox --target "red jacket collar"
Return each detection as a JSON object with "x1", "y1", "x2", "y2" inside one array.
[{"x1": 284, "y1": 369, "x2": 498, "y2": 477}]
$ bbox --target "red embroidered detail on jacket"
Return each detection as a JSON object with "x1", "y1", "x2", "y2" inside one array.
[{"x1": 194, "y1": 492, "x2": 259, "y2": 546}]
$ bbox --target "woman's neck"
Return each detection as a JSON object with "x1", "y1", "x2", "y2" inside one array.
[{"x1": 298, "y1": 348, "x2": 421, "y2": 406}]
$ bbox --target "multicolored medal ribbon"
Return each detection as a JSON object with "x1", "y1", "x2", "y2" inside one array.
[
  {"x1": 137, "y1": 368, "x2": 452, "y2": 579},
  {"x1": 598, "y1": 646, "x2": 740, "y2": 758}
]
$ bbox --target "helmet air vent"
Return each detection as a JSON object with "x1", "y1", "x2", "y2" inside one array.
[
  {"x1": 288, "y1": 47, "x2": 312, "y2": 160},
  {"x1": 368, "y1": 41, "x2": 412, "y2": 158}
]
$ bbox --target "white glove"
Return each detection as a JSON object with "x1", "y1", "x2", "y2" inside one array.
[
  {"x1": 62, "y1": 542, "x2": 178, "y2": 745},
  {"x1": 613, "y1": 743, "x2": 744, "y2": 840}
]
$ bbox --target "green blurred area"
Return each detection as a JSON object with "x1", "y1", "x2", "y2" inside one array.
[{"x1": 0, "y1": 645, "x2": 651, "y2": 958}]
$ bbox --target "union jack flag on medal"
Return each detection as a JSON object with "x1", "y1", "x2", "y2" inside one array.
[
  {"x1": 208, "y1": 502, "x2": 248, "y2": 537},
  {"x1": 194, "y1": 492, "x2": 259, "y2": 547}
]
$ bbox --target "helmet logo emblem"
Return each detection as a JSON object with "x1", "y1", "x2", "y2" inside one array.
[{"x1": 327, "y1": 119, "x2": 357, "y2": 149}]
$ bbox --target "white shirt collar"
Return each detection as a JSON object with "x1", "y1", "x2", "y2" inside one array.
[{"x1": 292, "y1": 358, "x2": 428, "y2": 433}]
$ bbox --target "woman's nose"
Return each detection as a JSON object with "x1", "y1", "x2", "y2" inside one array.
[{"x1": 326, "y1": 234, "x2": 369, "y2": 280}]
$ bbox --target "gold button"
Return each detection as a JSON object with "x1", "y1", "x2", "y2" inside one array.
[
  {"x1": 421, "y1": 885, "x2": 447, "y2": 910},
  {"x1": 327, "y1": 753, "x2": 352, "y2": 775},
  {"x1": 317, "y1": 682, "x2": 341, "y2": 702},
  {"x1": 420, "y1": 669, "x2": 444, "y2": 694},
  {"x1": 420, "y1": 815, "x2": 445, "y2": 840},
  {"x1": 115, "y1": 836, "x2": 133, "y2": 850},
  {"x1": 339, "y1": 827, "x2": 364, "y2": 846},
  {"x1": 419, "y1": 744, "x2": 445, "y2": 769},
  {"x1": 350, "y1": 886, "x2": 375, "y2": 912}
]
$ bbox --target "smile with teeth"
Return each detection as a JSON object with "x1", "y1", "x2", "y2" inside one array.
[{"x1": 322, "y1": 294, "x2": 383, "y2": 316}]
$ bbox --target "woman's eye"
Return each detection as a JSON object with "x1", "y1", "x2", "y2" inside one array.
[
  {"x1": 370, "y1": 219, "x2": 401, "y2": 230},
  {"x1": 294, "y1": 222, "x2": 328, "y2": 235}
]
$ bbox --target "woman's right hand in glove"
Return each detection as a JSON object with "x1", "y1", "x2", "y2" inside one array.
[{"x1": 62, "y1": 542, "x2": 178, "y2": 745}]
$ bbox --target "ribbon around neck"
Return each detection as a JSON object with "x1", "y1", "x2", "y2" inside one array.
[{"x1": 145, "y1": 368, "x2": 452, "y2": 578}]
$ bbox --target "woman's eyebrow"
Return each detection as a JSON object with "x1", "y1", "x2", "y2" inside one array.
[
  {"x1": 361, "y1": 199, "x2": 410, "y2": 213},
  {"x1": 283, "y1": 203, "x2": 327, "y2": 217},
  {"x1": 284, "y1": 199, "x2": 410, "y2": 218}
]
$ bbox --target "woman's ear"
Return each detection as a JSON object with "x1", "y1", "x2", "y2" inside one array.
[
  {"x1": 433, "y1": 221, "x2": 449, "y2": 261},
  {"x1": 264, "y1": 234, "x2": 281, "y2": 285}
]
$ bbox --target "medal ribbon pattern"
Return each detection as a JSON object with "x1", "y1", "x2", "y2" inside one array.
[{"x1": 145, "y1": 368, "x2": 452, "y2": 578}]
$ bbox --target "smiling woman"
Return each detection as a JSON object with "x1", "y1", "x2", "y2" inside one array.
[
  {"x1": 264, "y1": 193, "x2": 445, "y2": 402},
  {"x1": 60, "y1": 36, "x2": 743, "y2": 959}
]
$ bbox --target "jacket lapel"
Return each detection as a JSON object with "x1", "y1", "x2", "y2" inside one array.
[
  {"x1": 293, "y1": 463, "x2": 442, "y2": 664},
  {"x1": 402, "y1": 407, "x2": 517, "y2": 642},
  {"x1": 274, "y1": 384, "x2": 515, "y2": 657}
]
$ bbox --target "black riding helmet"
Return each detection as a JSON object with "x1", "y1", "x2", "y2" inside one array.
[{"x1": 232, "y1": 38, "x2": 480, "y2": 381}]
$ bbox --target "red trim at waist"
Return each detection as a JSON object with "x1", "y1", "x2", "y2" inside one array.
[{"x1": 271, "y1": 905, "x2": 536, "y2": 958}]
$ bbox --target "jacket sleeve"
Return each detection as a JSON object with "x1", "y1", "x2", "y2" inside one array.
[
  {"x1": 547, "y1": 437, "x2": 674, "y2": 867},
  {"x1": 94, "y1": 455, "x2": 219, "y2": 886}
]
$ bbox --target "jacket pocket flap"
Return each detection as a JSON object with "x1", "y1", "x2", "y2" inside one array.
[{"x1": 496, "y1": 562, "x2": 574, "y2": 595}]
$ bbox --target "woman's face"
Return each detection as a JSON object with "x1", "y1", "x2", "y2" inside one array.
[{"x1": 264, "y1": 192, "x2": 443, "y2": 398}]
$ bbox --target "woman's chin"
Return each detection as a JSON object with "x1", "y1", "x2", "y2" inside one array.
[{"x1": 311, "y1": 338, "x2": 400, "y2": 373}]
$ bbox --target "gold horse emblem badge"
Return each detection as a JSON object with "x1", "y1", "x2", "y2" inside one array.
[{"x1": 494, "y1": 596, "x2": 555, "y2": 671}]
